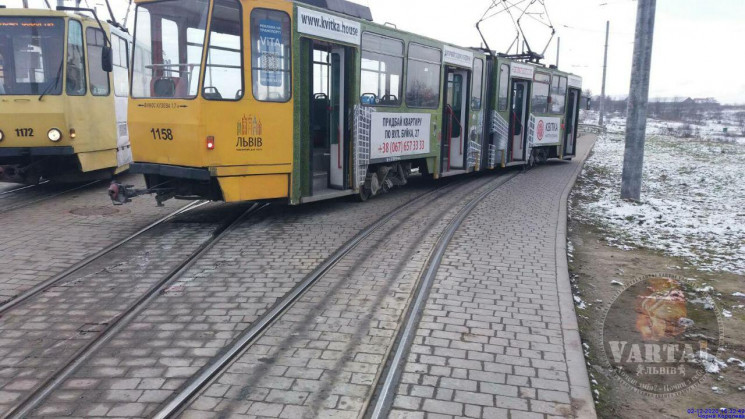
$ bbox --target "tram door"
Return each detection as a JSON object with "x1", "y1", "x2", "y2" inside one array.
[
  {"x1": 564, "y1": 89, "x2": 581, "y2": 156},
  {"x1": 510, "y1": 80, "x2": 530, "y2": 161},
  {"x1": 329, "y1": 47, "x2": 345, "y2": 188},
  {"x1": 310, "y1": 44, "x2": 349, "y2": 195},
  {"x1": 443, "y1": 69, "x2": 469, "y2": 171}
]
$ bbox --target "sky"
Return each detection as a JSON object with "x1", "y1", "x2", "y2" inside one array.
[{"x1": 5, "y1": 0, "x2": 745, "y2": 104}]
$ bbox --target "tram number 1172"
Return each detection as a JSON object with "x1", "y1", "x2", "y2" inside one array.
[{"x1": 15, "y1": 128, "x2": 34, "y2": 137}]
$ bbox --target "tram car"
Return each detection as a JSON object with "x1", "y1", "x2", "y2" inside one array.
[
  {"x1": 0, "y1": 7, "x2": 132, "y2": 184},
  {"x1": 110, "y1": 0, "x2": 582, "y2": 206}
]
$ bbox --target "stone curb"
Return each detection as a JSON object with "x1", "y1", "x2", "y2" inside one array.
[{"x1": 555, "y1": 135, "x2": 599, "y2": 418}]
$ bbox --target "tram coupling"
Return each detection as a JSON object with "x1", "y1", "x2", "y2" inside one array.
[{"x1": 108, "y1": 182, "x2": 175, "y2": 207}]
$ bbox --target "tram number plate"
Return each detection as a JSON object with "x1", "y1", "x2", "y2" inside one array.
[
  {"x1": 15, "y1": 128, "x2": 34, "y2": 137},
  {"x1": 151, "y1": 128, "x2": 174, "y2": 141}
]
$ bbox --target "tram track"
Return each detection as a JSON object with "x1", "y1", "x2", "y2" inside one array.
[
  {"x1": 0, "y1": 179, "x2": 455, "y2": 418},
  {"x1": 0, "y1": 181, "x2": 49, "y2": 197},
  {"x1": 3, "y1": 202, "x2": 266, "y2": 419},
  {"x1": 149, "y1": 171, "x2": 520, "y2": 419},
  {"x1": 366, "y1": 172, "x2": 518, "y2": 419},
  {"x1": 0, "y1": 180, "x2": 102, "y2": 215},
  {"x1": 0, "y1": 200, "x2": 207, "y2": 313}
]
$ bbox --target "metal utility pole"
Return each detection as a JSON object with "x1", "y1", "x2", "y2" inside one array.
[
  {"x1": 621, "y1": 0, "x2": 657, "y2": 201},
  {"x1": 599, "y1": 21, "x2": 610, "y2": 126},
  {"x1": 22, "y1": 0, "x2": 28, "y2": 7},
  {"x1": 556, "y1": 37, "x2": 560, "y2": 68}
]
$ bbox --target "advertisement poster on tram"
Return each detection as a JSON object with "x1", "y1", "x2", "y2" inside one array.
[
  {"x1": 258, "y1": 19, "x2": 283, "y2": 87},
  {"x1": 371, "y1": 113, "x2": 431, "y2": 160},
  {"x1": 532, "y1": 116, "x2": 561, "y2": 145}
]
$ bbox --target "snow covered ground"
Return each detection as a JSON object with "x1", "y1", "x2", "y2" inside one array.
[{"x1": 572, "y1": 111, "x2": 745, "y2": 275}]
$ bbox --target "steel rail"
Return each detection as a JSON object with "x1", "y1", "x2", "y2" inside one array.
[
  {"x1": 368, "y1": 171, "x2": 520, "y2": 419},
  {"x1": 0, "y1": 200, "x2": 207, "y2": 315},
  {"x1": 0, "y1": 181, "x2": 50, "y2": 197},
  {"x1": 151, "y1": 179, "x2": 475, "y2": 419},
  {"x1": 5, "y1": 202, "x2": 265, "y2": 419},
  {"x1": 0, "y1": 180, "x2": 102, "y2": 214}
]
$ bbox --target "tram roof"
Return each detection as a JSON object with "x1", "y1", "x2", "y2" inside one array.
[{"x1": 0, "y1": 7, "x2": 100, "y2": 23}]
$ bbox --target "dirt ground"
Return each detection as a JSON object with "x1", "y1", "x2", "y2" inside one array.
[{"x1": 568, "y1": 201, "x2": 745, "y2": 418}]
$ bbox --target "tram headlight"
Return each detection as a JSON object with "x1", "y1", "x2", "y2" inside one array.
[
  {"x1": 0, "y1": 130, "x2": 4, "y2": 142},
  {"x1": 48, "y1": 128, "x2": 62, "y2": 142}
]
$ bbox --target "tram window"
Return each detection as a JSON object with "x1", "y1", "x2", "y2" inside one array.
[
  {"x1": 472, "y1": 58, "x2": 484, "y2": 110},
  {"x1": 203, "y1": 0, "x2": 243, "y2": 101},
  {"x1": 550, "y1": 75, "x2": 567, "y2": 114},
  {"x1": 405, "y1": 43, "x2": 441, "y2": 109},
  {"x1": 112, "y1": 35, "x2": 129, "y2": 97},
  {"x1": 361, "y1": 32, "x2": 403, "y2": 106},
  {"x1": 86, "y1": 28, "x2": 110, "y2": 96},
  {"x1": 251, "y1": 8, "x2": 291, "y2": 102},
  {"x1": 498, "y1": 64, "x2": 509, "y2": 111},
  {"x1": 66, "y1": 20, "x2": 86, "y2": 96},
  {"x1": 132, "y1": 0, "x2": 210, "y2": 99},
  {"x1": 313, "y1": 49, "x2": 330, "y2": 96},
  {"x1": 532, "y1": 72, "x2": 550, "y2": 114},
  {"x1": 0, "y1": 17, "x2": 65, "y2": 96}
]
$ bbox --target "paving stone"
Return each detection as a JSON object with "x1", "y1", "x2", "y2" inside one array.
[
  {"x1": 389, "y1": 136, "x2": 596, "y2": 419},
  {"x1": 28, "y1": 184, "x2": 439, "y2": 417}
]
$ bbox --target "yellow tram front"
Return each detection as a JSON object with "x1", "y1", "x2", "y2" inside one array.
[
  {"x1": 126, "y1": 0, "x2": 294, "y2": 204},
  {"x1": 0, "y1": 9, "x2": 127, "y2": 184}
]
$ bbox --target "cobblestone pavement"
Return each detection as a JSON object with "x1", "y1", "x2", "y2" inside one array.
[
  {"x1": 24, "y1": 178, "x2": 455, "y2": 417},
  {"x1": 388, "y1": 136, "x2": 597, "y2": 419},
  {"x1": 175, "y1": 175, "x2": 507, "y2": 419},
  {"x1": 0, "y1": 204, "x2": 242, "y2": 414},
  {"x1": 5, "y1": 133, "x2": 596, "y2": 418},
  {"x1": 0, "y1": 174, "x2": 189, "y2": 302}
]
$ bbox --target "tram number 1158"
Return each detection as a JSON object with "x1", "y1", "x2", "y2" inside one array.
[{"x1": 151, "y1": 128, "x2": 174, "y2": 141}]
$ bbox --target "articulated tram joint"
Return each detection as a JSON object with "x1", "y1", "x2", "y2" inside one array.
[{"x1": 108, "y1": 182, "x2": 175, "y2": 207}]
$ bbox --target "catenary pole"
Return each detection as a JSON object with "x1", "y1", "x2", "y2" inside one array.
[
  {"x1": 621, "y1": 0, "x2": 657, "y2": 201},
  {"x1": 599, "y1": 21, "x2": 610, "y2": 126}
]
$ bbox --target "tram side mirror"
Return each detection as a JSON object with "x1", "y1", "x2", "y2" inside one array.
[{"x1": 102, "y1": 46, "x2": 114, "y2": 73}]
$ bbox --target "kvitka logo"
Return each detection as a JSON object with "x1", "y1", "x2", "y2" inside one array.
[{"x1": 600, "y1": 274, "x2": 723, "y2": 397}]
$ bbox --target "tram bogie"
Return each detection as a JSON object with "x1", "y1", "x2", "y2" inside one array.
[
  {"x1": 114, "y1": 0, "x2": 583, "y2": 206},
  {"x1": 0, "y1": 8, "x2": 132, "y2": 184}
]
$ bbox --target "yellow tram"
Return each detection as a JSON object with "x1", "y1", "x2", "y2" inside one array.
[
  {"x1": 0, "y1": 7, "x2": 131, "y2": 184},
  {"x1": 113, "y1": 0, "x2": 582, "y2": 206}
]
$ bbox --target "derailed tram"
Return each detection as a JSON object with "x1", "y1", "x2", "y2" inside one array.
[
  {"x1": 110, "y1": 0, "x2": 583, "y2": 206},
  {"x1": 0, "y1": 7, "x2": 132, "y2": 184}
]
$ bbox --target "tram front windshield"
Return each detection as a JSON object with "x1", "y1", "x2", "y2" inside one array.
[
  {"x1": 0, "y1": 17, "x2": 64, "y2": 96},
  {"x1": 132, "y1": 0, "x2": 210, "y2": 99}
]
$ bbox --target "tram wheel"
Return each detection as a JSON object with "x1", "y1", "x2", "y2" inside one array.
[
  {"x1": 367, "y1": 172, "x2": 381, "y2": 196},
  {"x1": 355, "y1": 187, "x2": 371, "y2": 202}
]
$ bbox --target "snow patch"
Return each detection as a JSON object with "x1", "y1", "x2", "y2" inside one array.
[
  {"x1": 698, "y1": 351, "x2": 728, "y2": 374},
  {"x1": 573, "y1": 120, "x2": 745, "y2": 275}
]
